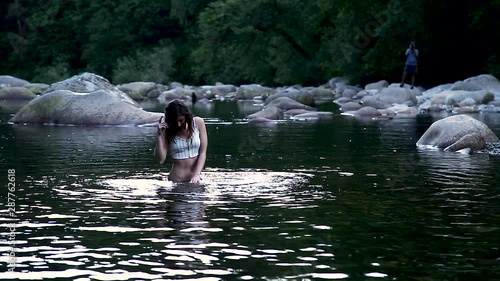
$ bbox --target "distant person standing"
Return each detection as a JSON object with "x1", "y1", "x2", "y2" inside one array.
[{"x1": 400, "y1": 41, "x2": 419, "y2": 89}]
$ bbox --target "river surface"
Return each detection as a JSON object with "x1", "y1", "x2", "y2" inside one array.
[{"x1": 0, "y1": 99, "x2": 499, "y2": 280}]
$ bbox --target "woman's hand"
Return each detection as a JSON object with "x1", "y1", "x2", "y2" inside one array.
[
  {"x1": 158, "y1": 116, "x2": 168, "y2": 135},
  {"x1": 190, "y1": 173, "x2": 201, "y2": 184}
]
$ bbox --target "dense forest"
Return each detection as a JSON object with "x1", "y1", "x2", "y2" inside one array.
[{"x1": 1, "y1": 0, "x2": 499, "y2": 88}]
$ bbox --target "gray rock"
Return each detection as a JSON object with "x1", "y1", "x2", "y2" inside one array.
[
  {"x1": 416, "y1": 114, "x2": 498, "y2": 152},
  {"x1": 458, "y1": 97, "x2": 477, "y2": 107},
  {"x1": 452, "y1": 106, "x2": 479, "y2": 114},
  {"x1": 247, "y1": 106, "x2": 282, "y2": 120},
  {"x1": 418, "y1": 99, "x2": 432, "y2": 112},
  {"x1": 342, "y1": 88, "x2": 358, "y2": 99},
  {"x1": 0, "y1": 87, "x2": 37, "y2": 100},
  {"x1": 334, "y1": 97, "x2": 352, "y2": 105},
  {"x1": 200, "y1": 84, "x2": 237, "y2": 98},
  {"x1": 387, "y1": 104, "x2": 418, "y2": 116},
  {"x1": 158, "y1": 88, "x2": 193, "y2": 101},
  {"x1": 237, "y1": 84, "x2": 275, "y2": 100},
  {"x1": 117, "y1": 82, "x2": 157, "y2": 97},
  {"x1": 341, "y1": 102, "x2": 362, "y2": 112},
  {"x1": 24, "y1": 83, "x2": 50, "y2": 95},
  {"x1": 377, "y1": 87, "x2": 417, "y2": 105},
  {"x1": 361, "y1": 96, "x2": 389, "y2": 109},
  {"x1": 450, "y1": 81, "x2": 482, "y2": 91},
  {"x1": 266, "y1": 88, "x2": 315, "y2": 106},
  {"x1": 283, "y1": 109, "x2": 311, "y2": 117},
  {"x1": 353, "y1": 90, "x2": 374, "y2": 100},
  {"x1": 290, "y1": 111, "x2": 333, "y2": 120},
  {"x1": 422, "y1": 84, "x2": 453, "y2": 98},
  {"x1": 248, "y1": 117, "x2": 277, "y2": 124},
  {"x1": 327, "y1": 77, "x2": 348, "y2": 90},
  {"x1": 0, "y1": 75, "x2": 30, "y2": 88},
  {"x1": 464, "y1": 74, "x2": 500, "y2": 97},
  {"x1": 10, "y1": 89, "x2": 162, "y2": 125},
  {"x1": 432, "y1": 90, "x2": 494, "y2": 106},
  {"x1": 265, "y1": 97, "x2": 316, "y2": 111},
  {"x1": 365, "y1": 80, "x2": 388, "y2": 91},
  {"x1": 147, "y1": 89, "x2": 162, "y2": 99},
  {"x1": 353, "y1": 106, "x2": 381, "y2": 117},
  {"x1": 43, "y1": 72, "x2": 137, "y2": 106},
  {"x1": 169, "y1": 82, "x2": 183, "y2": 89},
  {"x1": 306, "y1": 87, "x2": 334, "y2": 100}
]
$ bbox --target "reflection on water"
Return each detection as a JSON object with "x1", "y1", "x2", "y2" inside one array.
[{"x1": 1, "y1": 101, "x2": 500, "y2": 280}]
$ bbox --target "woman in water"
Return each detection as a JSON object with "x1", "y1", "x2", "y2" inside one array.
[{"x1": 155, "y1": 100, "x2": 208, "y2": 183}]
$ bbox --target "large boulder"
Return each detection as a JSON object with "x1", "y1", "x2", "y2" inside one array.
[
  {"x1": 266, "y1": 88, "x2": 315, "y2": 106},
  {"x1": 377, "y1": 87, "x2": 417, "y2": 105},
  {"x1": 365, "y1": 80, "x2": 388, "y2": 91},
  {"x1": 422, "y1": 83, "x2": 453, "y2": 98},
  {"x1": 43, "y1": 72, "x2": 137, "y2": 106},
  {"x1": 0, "y1": 87, "x2": 37, "y2": 100},
  {"x1": 464, "y1": 74, "x2": 500, "y2": 98},
  {"x1": 0, "y1": 75, "x2": 30, "y2": 88},
  {"x1": 265, "y1": 96, "x2": 316, "y2": 111},
  {"x1": 416, "y1": 114, "x2": 498, "y2": 152},
  {"x1": 10, "y1": 89, "x2": 162, "y2": 125}
]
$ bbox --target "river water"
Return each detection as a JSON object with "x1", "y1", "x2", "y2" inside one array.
[{"x1": 0, "y1": 99, "x2": 499, "y2": 280}]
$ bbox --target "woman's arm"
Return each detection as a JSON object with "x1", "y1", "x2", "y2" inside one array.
[
  {"x1": 155, "y1": 118, "x2": 168, "y2": 164},
  {"x1": 191, "y1": 117, "x2": 208, "y2": 182}
]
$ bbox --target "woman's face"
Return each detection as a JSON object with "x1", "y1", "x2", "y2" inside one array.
[{"x1": 169, "y1": 115, "x2": 186, "y2": 129}]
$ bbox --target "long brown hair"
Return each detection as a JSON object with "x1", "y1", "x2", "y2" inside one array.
[{"x1": 164, "y1": 100, "x2": 194, "y2": 145}]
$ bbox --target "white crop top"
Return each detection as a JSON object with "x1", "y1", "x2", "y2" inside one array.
[{"x1": 169, "y1": 121, "x2": 201, "y2": 160}]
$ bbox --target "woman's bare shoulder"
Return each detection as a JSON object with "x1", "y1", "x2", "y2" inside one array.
[{"x1": 194, "y1": 116, "x2": 206, "y2": 125}]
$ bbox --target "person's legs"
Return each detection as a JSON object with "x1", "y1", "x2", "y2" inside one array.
[
  {"x1": 400, "y1": 71, "x2": 407, "y2": 87},
  {"x1": 411, "y1": 75, "x2": 415, "y2": 89}
]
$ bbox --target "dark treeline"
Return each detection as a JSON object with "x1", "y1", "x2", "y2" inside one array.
[{"x1": 1, "y1": 0, "x2": 499, "y2": 87}]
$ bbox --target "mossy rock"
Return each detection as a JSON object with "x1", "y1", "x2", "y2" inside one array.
[
  {"x1": 126, "y1": 91, "x2": 146, "y2": 100},
  {"x1": 0, "y1": 87, "x2": 37, "y2": 100},
  {"x1": 266, "y1": 89, "x2": 315, "y2": 106},
  {"x1": 10, "y1": 89, "x2": 162, "y2": 125}
]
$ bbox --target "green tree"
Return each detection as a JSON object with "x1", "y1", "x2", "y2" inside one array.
[{"x1": 194, "y1": 0, "x2": 326, "y2": 85}]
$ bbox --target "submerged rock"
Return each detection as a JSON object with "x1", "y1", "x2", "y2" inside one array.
[
  {"x1": 265, "y1": 97, "x2": 316, "y2": 111},
  {"x1": 246, "y1": 106, "x2": 283, "y2": 120}
]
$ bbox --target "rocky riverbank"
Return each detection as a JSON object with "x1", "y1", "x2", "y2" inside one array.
[{"x1": 2, "y1": 72, "x2": 500, "y2": 155}]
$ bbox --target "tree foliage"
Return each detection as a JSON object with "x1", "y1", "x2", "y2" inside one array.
[{"x1": 1, "y1": 0, "x2": 500, "y2": 87}]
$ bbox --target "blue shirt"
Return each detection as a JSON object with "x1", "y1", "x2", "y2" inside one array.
[{"x1": 406, "y1": 48, "x2": 419, "y2": 66}]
